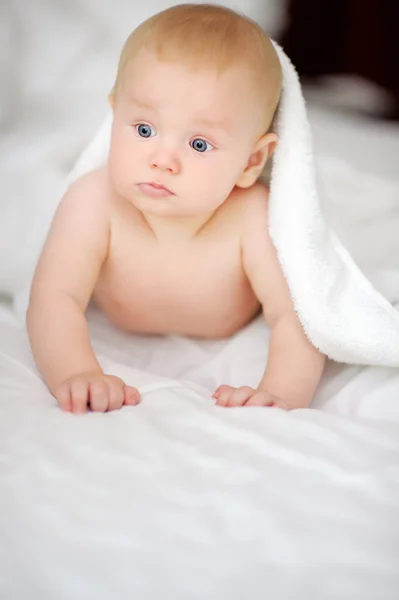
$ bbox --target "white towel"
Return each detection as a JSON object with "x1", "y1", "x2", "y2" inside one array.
[{"x1": 65, "y1": 42, "x2": 399, "y2": 368}]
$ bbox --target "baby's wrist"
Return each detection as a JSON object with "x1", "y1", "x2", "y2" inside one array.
[{"x1": 256, "y1": 384, "x2": 289, "y2": 406}]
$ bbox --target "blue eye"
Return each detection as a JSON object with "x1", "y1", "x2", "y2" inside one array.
[
  {"x1": 190, "y1": 138, "x2": 213, "y2": 153},
  {"x1": 136, "y1": 124, "x2": 156, "y2": 138}
]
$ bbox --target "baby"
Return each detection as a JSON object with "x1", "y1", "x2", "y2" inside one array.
[{"x1": 27, "y1": 3, "x2": 326, "y2": 413}]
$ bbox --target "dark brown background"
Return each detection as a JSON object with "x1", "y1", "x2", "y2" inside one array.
[{"x1": 280, "y1": 0, "x2": 399, "y2": 119}]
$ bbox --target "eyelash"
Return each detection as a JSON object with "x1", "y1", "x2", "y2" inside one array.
[
  {"x1": 189, "y1": 138, "x2": 214, "y2": 153},
  {"x1": 133, "y1": 123, "x2": 216, "y2": 153}
]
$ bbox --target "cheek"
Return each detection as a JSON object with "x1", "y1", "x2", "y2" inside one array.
[
  {"x1": 198, "y1": 154, "x2": 244, "y2": 191},
  {"x1": 186, "y1": 161, "x2": 237, "y2": 209},
  {"x1": 108, "y1": 130, "x2": 138, "y2": 183}
]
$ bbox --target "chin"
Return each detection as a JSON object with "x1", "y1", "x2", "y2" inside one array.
[
  {"x1": 131, "y1": 193, "x2": 218, "y2": 218},
  {"x1": 133, "y1": 196, "x2": 181, "y2": 215}
]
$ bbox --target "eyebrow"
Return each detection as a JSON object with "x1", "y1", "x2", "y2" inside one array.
[
  {"x1": 128, "y1": 96, "x2": 156, "y2": 111},
  {"x1": 128, "y1": 96, "x2": 230, "y2": 132},
  {"x1": 193, "y1": 116, "x2": 230, "y2": 132}
]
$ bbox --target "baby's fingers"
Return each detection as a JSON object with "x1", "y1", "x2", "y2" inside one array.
[
  {"x1": 213, "y1": 385, "x2": 234, "y2": 406},
  {"x1": 212, "y1": 385, "x2": 230, "y2": 400},
  {"x1": 55, "y1": 383, "x2": 72, "y2": 412},
  {"x1": 213, "y1": 385, "x2": 255, "y2": 407},
  {"x1": 123, "y1": 385, "x2": 141, "y2": 406},
  {"x1": 70, "y1": 380, "x2": 90, "y2": 413},
  {"x1": 105, "y1": 381, "x2": 125, "y2": 411},
  {"x1": 226, "y1": 386, "x2": 255, "y2": 407},
  {"x1": 88, "y1": 380, "x2": 109, "y2": 412}
]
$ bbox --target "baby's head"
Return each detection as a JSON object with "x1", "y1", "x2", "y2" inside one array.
[{"x1": 108, "y1": 3, "x2": 282, "y2": 217}]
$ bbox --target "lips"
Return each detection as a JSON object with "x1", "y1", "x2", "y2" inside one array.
[{"x1": 137, "y1": 182, "x2": 174, "y2": 198}]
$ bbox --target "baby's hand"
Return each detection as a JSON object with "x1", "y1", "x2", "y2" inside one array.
[
  {"x1": 54, "y1": 372, "x2": 140, "y2": 414},
  {"x1": 212, "y1": 385, "x2": 289, "y2": 409}
]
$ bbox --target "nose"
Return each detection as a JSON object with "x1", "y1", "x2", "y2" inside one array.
[{"x1": 149, "y1": 143, "x2": 181, "y2": 175}]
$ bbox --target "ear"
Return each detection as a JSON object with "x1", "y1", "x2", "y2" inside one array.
[{"x1": 236, "y1": 132, "x2": 278, "y2": 189}]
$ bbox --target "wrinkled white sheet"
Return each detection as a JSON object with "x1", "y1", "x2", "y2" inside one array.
[{"x1": 1, "y1": 305, "x2": 399, "y2": 600}]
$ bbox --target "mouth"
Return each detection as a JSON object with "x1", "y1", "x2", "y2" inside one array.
[{"x1": 137, "y1": 182, "x2": 175, "y2": 198}]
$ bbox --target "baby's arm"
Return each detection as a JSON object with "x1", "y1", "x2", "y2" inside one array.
[
  {"x1": 214, "y1": 185, "x2": 325, "y2": 409},
  {"x1": 27, "y1": 170, "x2": 139, "y2": 413}
]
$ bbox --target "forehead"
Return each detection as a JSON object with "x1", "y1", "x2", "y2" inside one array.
[{"x1": 121, "y1": 49, "x2": 261, "y2": 125}]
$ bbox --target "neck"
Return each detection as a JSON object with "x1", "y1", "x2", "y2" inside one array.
[{"x1": 141, "y1": 210, "x2": 216, "y2": 242}]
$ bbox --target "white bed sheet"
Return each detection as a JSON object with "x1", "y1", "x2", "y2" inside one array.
[{"x1": 1, "y1": 300, "x2": 399, "y2": 600}]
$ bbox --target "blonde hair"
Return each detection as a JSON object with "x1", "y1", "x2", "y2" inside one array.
[{"x1": 111, "y1": 3, "x2": 282, "y2": 128}]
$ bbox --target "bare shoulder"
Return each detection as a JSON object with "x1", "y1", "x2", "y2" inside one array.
[
  {"x1": 238, "y1": 181, "x2": 274, "y2": 278},
  {"x1": 51, "y1": 166, "x2": 113, "y2": 248},
  {"x1": 30, "y1": 167, "x2": 113, "y2": 306},
  {"x1": 215, "y1": 182, "x2": 271, "y2": 255},
  {"x1": 243, "y1": 180, "x2": 270, "y2": 215},
  {"x1": 39, "y1": 166, "x2": 113, "y2": 271},
  {"x1": 234, "y1": 181, "x2": 271, "y2": 241},
  {"x1": 214, "y1": 181, "x2": 269, "y2": 231},
  {"x1": 239, "y1": 182, "x2": 294, "y2": 320},
  {"x1": 63, "y1": 166, "x2": 112, "y2": 214}
]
